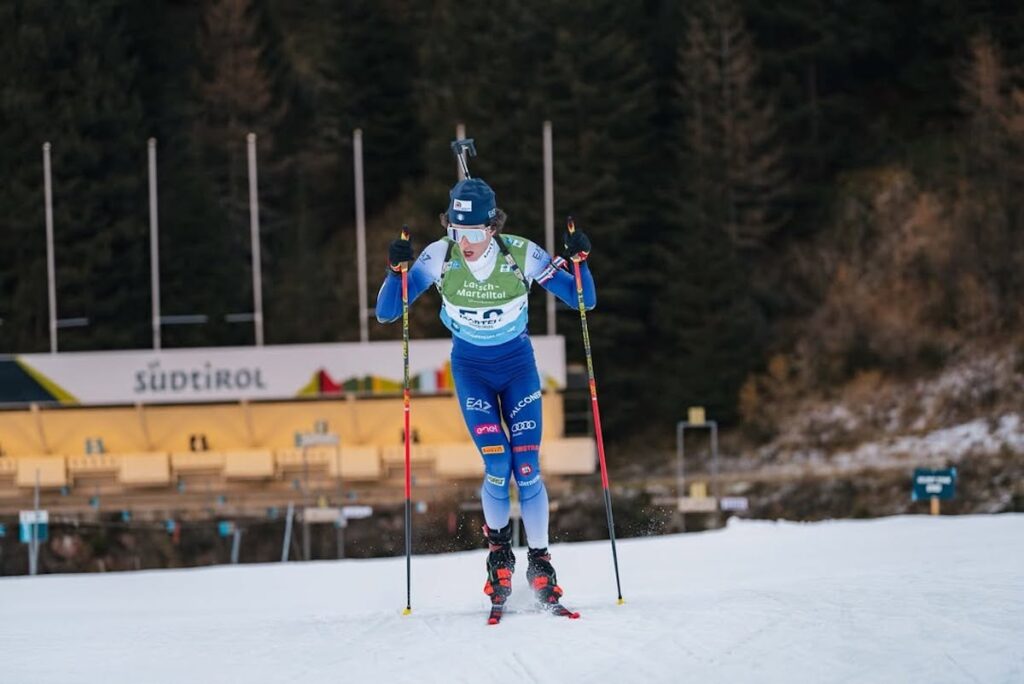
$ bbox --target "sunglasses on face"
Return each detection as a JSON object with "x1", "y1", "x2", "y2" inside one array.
[{"x1": 447, "y1": 225, "x2": 490, "y2": 243}]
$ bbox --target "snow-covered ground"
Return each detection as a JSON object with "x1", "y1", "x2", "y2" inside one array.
[{"x1": 2, "y1": 515, "x2": 1022, "y2": 683}]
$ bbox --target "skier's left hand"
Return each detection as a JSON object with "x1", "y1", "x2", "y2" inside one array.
[{"x1": 563, "y1": 229, "x2": 591, "y2": 262}]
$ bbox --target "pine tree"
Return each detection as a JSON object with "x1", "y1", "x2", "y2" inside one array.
[
  {"x1": 191, "y1": 0, "x2": 289, "y2": 345},
  {"x1": 654, "y1": 0, "x2": 770, "y2": 426},
  {"x1": 678, "y1": 0, "x2": 789, "y2": 251},
  {"x1": 954, "y1": 32, "x2": 1024, "y2": 330},
  {"x1": 535, "y1": 1, "x2": 663, "y2": 437},
  {"x1": 0, "y1": 0, "x2": 148, "y2": 352}
]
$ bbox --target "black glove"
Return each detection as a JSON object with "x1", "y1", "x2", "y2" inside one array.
[
  {"x1": 388, "y1": 236, "x2": 413, "y2": 273},
  {"x1": 563, "y1": 230, "x2": 591, "y2": 262}
]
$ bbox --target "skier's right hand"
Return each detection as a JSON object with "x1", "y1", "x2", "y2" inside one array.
[{"x1": 388, "y1": 235, "x2": 413, "y2": 273}]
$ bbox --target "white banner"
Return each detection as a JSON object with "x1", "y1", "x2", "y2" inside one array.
[{"x1": 11, "y1": 337, "x2": 566, "y2": 406}]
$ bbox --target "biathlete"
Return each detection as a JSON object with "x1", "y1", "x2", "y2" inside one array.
[{"x1": 375, "y1": 175, "x2": 595, "y2": 616}]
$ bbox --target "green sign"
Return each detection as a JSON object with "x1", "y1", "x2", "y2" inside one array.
[{"x1": 912, "y1": 468, "x2": 957, "y2": 501}]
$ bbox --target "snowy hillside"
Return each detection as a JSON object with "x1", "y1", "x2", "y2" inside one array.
[{"x1": 2, "y1": 515, "x2": 1022, "y2": 684}]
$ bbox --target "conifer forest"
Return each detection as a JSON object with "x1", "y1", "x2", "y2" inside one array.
[{"x1": 2, "y1": 0, "x2": 1022, "y2": 444}]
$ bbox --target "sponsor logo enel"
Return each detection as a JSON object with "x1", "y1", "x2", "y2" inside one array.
[{"x1": 474, "y1": 423, "x2": 501, "y2": 436}]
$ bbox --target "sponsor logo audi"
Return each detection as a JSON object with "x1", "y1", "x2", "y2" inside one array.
[
  {"x1": 486, "y1": 474, "x2": 506, "y2": 486},
  {"x1": 510, "y1": 420, "x2": 537, "y2": 434},
  {"x1": 474, "y1": 423, "x2": 501, "y2": 436},
  {"x1": 465, "y1": 397, "x2": 492, "y2": 413},
  {"x1": 507, "y1": 390, "x2": 542, "y2": 419},
  {"x1": 512, "y1": 444, "x2": 540, "y2": 453},
  {"x1": 481, "y1": 445, "x2": 506, "y2": 455}
]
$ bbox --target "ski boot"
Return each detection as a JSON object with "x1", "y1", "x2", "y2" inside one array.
[
  {"x1": 483, "y1": 523, "x2": 515, "y2": 624},
  {"x1": 526, "y1": 547, "x2": 562, "y2": 605},
  {"x1": 527, "y1": 547, "x2": 578, "y2": 618}
]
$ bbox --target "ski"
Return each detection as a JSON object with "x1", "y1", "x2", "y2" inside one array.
[
  {"x1": 487, "y1": 602, "x2": 580, "y2": 624},
  {"x1": 544, "y1": 602, "x2": 581, "y2": 619}
]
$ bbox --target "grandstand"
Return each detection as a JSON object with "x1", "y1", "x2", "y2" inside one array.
[{"x1": 0, "y1": 392, "x2": 595, "y2": 517}]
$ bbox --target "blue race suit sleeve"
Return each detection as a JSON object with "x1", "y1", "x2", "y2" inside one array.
[
  {"x1": 375, "y1": 259, "x2": 435, "y2": 323},
  {"x1": 537, "y1": 259, "x2": 596, "y2": 310}
]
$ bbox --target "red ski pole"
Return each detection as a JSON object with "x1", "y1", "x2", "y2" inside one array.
[
  {"x1": 567, "y1": 217, "x2": 624, "y2": 604},
  {"x1": 400, "y1": 226, "x2": 413, "y2": 615}
]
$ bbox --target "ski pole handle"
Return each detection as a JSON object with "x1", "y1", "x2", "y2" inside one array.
[
  {"x1": 399, "y1": 226, "x2": 411, "y2": 273},
  {"x1": 567, "y1": 217, "x2": 584, "y2": 292}
]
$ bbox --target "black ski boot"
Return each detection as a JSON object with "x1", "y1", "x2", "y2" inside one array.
[
  {"x1": 483, "y1": 523, "x2": 516, "y2": 622},
  {"x1": 526, "y1": 547, "x2": 564, "y2": 606}
]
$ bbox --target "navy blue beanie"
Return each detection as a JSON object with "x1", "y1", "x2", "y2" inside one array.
[{"x1": 447, "y1": 178, "x2": 497, "y2": 225}]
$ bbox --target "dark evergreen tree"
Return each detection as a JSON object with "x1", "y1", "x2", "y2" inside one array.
[
  {"x1": 191, "y1": 0, "x2": 290, "y2": 346},
  {"x1": 0, "y1": 0, "x2": 148, "y2": 352},
  {"x1": 677, "y1": 0, "x2": 789, "y2": 252},
  {"x1": 654, "y1": 0, "x2": 769, "y2": 427},
  {"x1": 535, "y1": 1, "x2": 663, "y2": 438},
  {"x1": 121, "y1": 1, "x2": 237, "y2": 349}
]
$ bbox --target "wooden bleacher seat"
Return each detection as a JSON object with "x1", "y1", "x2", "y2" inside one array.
[
  {"x1": 67, "y1": 454, "x2": 122, "y2": 477},
  {"x1": 325, "y1": 445, "x2": 381, "y2": 480},
  {"x1": 15, "y1": 455, "x2": 67, "y2": 488},
  {"x1": 170, "y1": 451, "x2": 226, "y2": 474},
  {"x1": 275, "y1": 447, "x2": 332, "y2": 473},
  {"x1": 119, "y1": 452, "x2": 171, "y2": 486},
  {"x1": 223, "y1": 449, "x2": 275, "y2": 479}
]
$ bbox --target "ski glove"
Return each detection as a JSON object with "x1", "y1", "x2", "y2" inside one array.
[
  {"x1": 563, "y1": 229, "x2": 591, "y2": 262},
  {"x1": 388, "y1": 236, "x2": 414, "y2": 273}
]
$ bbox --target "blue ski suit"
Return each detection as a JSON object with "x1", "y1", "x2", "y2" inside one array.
[{"x1": 376, "y1": 234, "x2": 595, "y2": 549}]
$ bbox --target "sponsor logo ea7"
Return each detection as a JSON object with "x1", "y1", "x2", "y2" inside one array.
[
  {"x1": 465, "y1": 397, "x2": 492, "y2": 412},
  {"x1": 481, "y1": 445, "x2": 506, "y2": 455},
  {"x1": 474, "y1": 423, "x2": 502, "y2": 436},
  {"x1": 508, "y1": 390, "x2": 542, "y2": 419},
  {"x1": 510, "y1": 420, "x2": 537, "y2": 434},
  {"x1": 513, "y1": 444, "x2": 539, "y2": 453},
  {"x1": 486, "y1": 474, "x2": 506, "y2": 486},
  {"x1": 516, "y1": 474, "x2": 541, "y2": 488}
]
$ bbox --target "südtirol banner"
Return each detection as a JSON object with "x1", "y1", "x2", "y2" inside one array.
[{"x1": 2, "y1": 337, "x2": 566, "y2": 406}]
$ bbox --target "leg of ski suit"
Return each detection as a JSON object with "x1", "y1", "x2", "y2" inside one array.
[{"x1": 452, "y1": 341, "x2": 549, "y2": 549}]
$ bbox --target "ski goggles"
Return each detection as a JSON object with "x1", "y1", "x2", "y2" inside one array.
[{"x1": 446, "y1": 225, "x2": 490, "y2": 243}]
